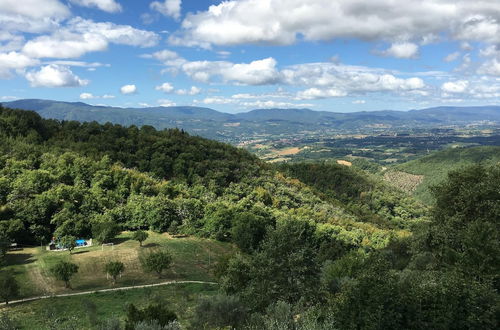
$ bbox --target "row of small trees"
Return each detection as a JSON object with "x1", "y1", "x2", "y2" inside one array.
[
  {"x1": 50, "y1": 248, "x2": 173, "y2": 289},
  {"x1": 0, "y1": 247, "x2": 173, "y2": 304}
]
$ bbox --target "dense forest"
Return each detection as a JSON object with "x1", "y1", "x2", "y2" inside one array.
[{"x1": 0, "y1": 105, "x2": 498, "y2": 329}]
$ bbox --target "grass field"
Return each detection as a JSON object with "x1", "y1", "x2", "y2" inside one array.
[
  {"x1": 3, "y1": 231, "x2": 235, "y2": 298},
  {"x1": 3, "y1": 282, "x2": 218, "y2": 329}
]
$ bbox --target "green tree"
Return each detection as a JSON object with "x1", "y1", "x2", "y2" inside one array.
[
  {"x1": 132, "y1": 230, "x2": 149, "y2": 247},
  {"x1": 104, "y1": 261, "x2": 125, "y2": 285},
  {"x1": 427, "y1": 164, "x2": 500, "y2": 281},
  {"x1": 125, "y1": 303, "x2": 177, "y2": 330},
  {"x1": 92, "y1": 219, "x2": 120, "y2": 244},
  {"x1": 231, "y1": 211, "x2": 269, "y2": 253},
  {"x1": 60, "y1": 235, "x2": 77, "y2": 254},
  {"x1": 50, "y1": 261, "x2": 79, "y2": 288},
  {"x1": 0, "y1": 271, "x2": 19, "y2": 304},
  {"x1": 140, "y1": 249, "x2": 173, "y2": 278}
]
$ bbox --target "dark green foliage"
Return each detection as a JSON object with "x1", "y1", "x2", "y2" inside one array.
[
  {"x1": 231, "y1": 211, "x2": 271, "y2": 253},
  {"x1": 125, "y1": 303, "x2": 177, "y2": 330},
  {"x1": 92, "y1": 218, "x2": 120, "y2": 244},
  {"x1": 132, "y1": 230, "x2": 149, "y2": 247},
  {"x1": 190, "y1": 294, "x2": 247, "y2": 329},
  {"x1": 222, "y1": 218, "x2": 321, "y2": 310},
  {"x1": 50, "y1": 261, "x2": 79, "y2": 288},
  {"x1": 104, "y1": 261, "x2": 124, "y2": 284},
  {"x1": 140, "y1": 249, "x2": 173, "y2": 278},
  {"x1": 427, "y1": 164, "x2": 500, "y2": 282},
  {"x1": 0, "y1": 271, "x2": 19, "y2": 304}
]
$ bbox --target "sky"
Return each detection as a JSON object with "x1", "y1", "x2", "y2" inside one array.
[{"x1": 0, "y1": 0, "x2": 499, "y2": 113}]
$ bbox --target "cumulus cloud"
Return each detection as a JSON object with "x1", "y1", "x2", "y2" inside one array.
[
  {"x1": 80, "y1": 92, "x2": 115, "y2": 99},
  {"x1": 282, "y1": 63, "x2": 426, "y2": 99},
  {"x1": 380, "y1": 42, "x2": 419, "y2": 59},
  {"x1": 69, "y1": 0, "x2": 122, "y2": 13},
  {"x1": 150, "y1": 0, "x2": 181, "y2": 20},
  {"x1": 155, "y1": 82, "x2": 174, "y2": 93},
  {"x1": 176, "y1": 86, "x2": 201, "y2": 95},
  {"x1": 170, "y1": 0, "x2": 500, "y2": 47},
  {"x1": 22, "y1": 18, "x2": 159, "y2": 59},
  {"x1": 0, "y1": 0, "x2": 69, "y2": 34},
  {"x1": 181, "y1": 57, "x2": 280, "y2": 85},
  {"x1": 120, "y1": 84, "x2": 137, "y2": 94},
  {"x1": 0, "y1": 51, "x2": 39, "y2": 70},
  {"x1": 80, "y1": 92, "x2": 94, "y2": 99},
  {"x1": 441, "y1": 80, "x2": 469, "y2": 93},
  {"x1": 0, "y1": 0, "x2": 69, "y2": 20},
  {"x1": 25, "y1": 64, "x2": 89, "y2": 87}
]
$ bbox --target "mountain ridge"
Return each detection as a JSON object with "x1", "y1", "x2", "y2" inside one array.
[{"x1": 3, "y1": 99, "x2": 500, "y2": 141}]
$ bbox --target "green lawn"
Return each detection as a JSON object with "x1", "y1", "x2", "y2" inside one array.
[
  {"x1": 3, "y1": 231, "x2": 235, "y2": 298},
  {"x1": 3, "y1": 282, "x2": 219, "y2": 329}
]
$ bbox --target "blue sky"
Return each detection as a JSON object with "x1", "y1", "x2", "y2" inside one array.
[{"x1": 0, "y1": 0, "x2": 499, "y2": 113}]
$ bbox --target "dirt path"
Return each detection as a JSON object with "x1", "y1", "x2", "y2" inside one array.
[{"x1": 1, "y1": 280, "x2": 218, "y2": 307}]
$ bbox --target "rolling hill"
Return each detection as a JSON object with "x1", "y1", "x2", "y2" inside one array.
[
  {"x1": 3, "y1": 99, "x2": 500, "y2": 142},
  {"x1": 393, "y1": 145, "x2": 500, "y2": 203}
]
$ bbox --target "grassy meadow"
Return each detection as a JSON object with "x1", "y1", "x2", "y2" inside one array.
[{"x1": 3, "y1": 231, "x2": 235, "y2": 298}]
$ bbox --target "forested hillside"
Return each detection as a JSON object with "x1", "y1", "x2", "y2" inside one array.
[
  {"x1": 395, "y1": 146, "x2": 500, "y2": 203},
  {"x1": 1, "y1": 105, "x2": 498, "y2": 329}
]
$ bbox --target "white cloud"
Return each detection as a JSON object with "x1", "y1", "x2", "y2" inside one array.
[
  {"x1": 0, "y1": 0, "x2": 69, "y2": 34},
  {"x1": 477, "y1": 58, "x2": 500, "y2": 76},
  {"x1": 155, "y1": 82, "x2": 174, "y2": 93},
  {"x1": 352, "y1": 100, "x2": 366, "y2": 104},
  {"x1": 46, "y1": 60, "x2": 109, "y2": 68},
  {"x1": 444, "y1": 52, "x2": 461, "y2": 62},
  {"x1": 296, "y1": 88, "x2": 347, "y2": 100},
  {"x1": 0, "y1": 0, "x2": 68, "y2": 20},
  {"x1": 22, "y1": 18, "x2": 160, "y2": 59},
  {"x1": 176, "y1": 86, "x2": 201, "y2": 95},
  {"x1": 158, "y1": 99, "x2": 176, "y2": 107},
  {"x1": 380, "y1": 42, "x2": 419, "y2": 59},
  {"x1": 171, "y1": 0, "x2": 500, "y2": 47},
  {"x1": 23, "y1": 33, "x2": 108, "y2": 58},
  {"x1": 80, "y1": 92, "x2": 115, "y2": 99},
  {"x1": 441, "y1": 80, "x2": 469, "y2": 93},
  {"x1": 70, "y1": 0, "x2": 122, "y2": 13},
  {"x1": 181, "y1": 57, "x2": 279, "y2": 85},
  {"x1": 0, "y1": 51, "x2": 39, "y2": 70},
  {"x1": 282, "y1": 62, "x2": 426, "y2": 98},
  {"x1": 150, "y1": 0, "x2": 181, "y2": 20},
  {"x1": 142, "y1": 50, "x2": 180, "y2": 62},
  {"x1": 120, "y1": 84, "x2": 137, "y2": 94},
  {"x1": 80, "y1": 92, "x2": 94, "y2": 99},
  {"x1": 25, "y1": 64, "x2": 89, "y2": 87}
]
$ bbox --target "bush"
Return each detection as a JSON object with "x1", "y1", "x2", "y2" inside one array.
[{"x1": 140, "y1": 249, "x2": 173, "y2": 278}]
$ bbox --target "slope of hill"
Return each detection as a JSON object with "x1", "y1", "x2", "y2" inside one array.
[
  {"x1": 394, "y1": 145, "x2": 500, "y2": 203},
  {"x1": 3, "y1": 99, "x2": 500, "y2": 142}
]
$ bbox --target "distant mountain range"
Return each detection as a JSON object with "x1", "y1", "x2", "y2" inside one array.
[{"x1": 3, "y1": 99, "x2": 500, "y2": 142}]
